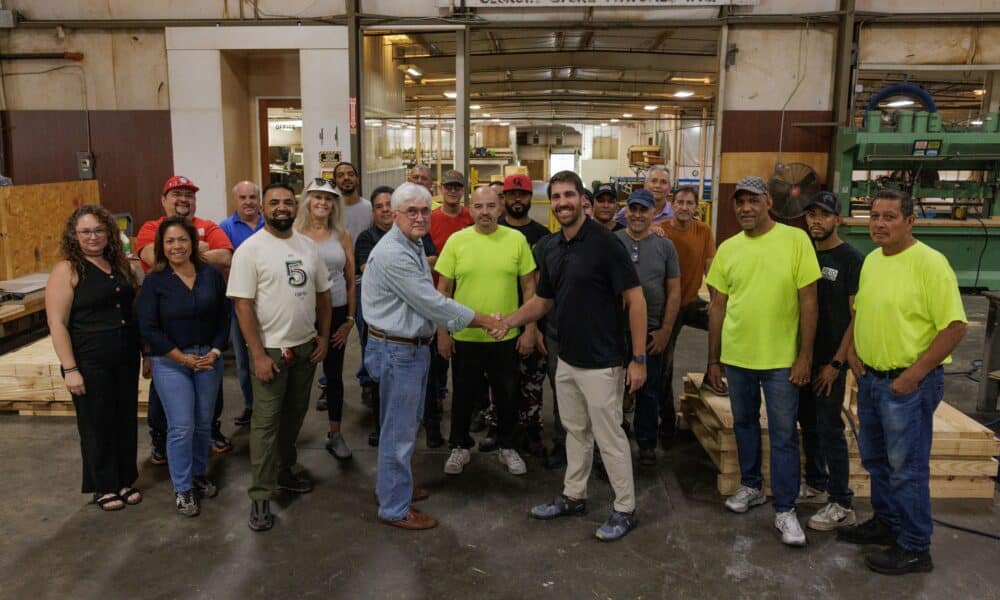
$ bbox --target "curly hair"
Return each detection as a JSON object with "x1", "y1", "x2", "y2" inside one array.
[{"x1": 59, "y1": 204, "x2": 137, "y2": 289}]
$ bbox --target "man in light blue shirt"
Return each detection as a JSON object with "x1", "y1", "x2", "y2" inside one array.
[{"x1": 362, "y1": 182, "x2": 501, "y2": 530}]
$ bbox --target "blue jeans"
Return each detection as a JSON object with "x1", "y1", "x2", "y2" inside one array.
[
  {"x1": 152, "y1": 346, "x2": 224, "y2": 493},
  {"x1": 725, "y1": 365, "x2": 800, "y2": 513},
  {"x1": 857, "y1": 367, "x2": 943, "y2": 552},
  {"x1": 364, "y1": 337, "x2": 430, "y2": 521},
  {"x1": 633, "y1": 346, "x2": 665, "y2": 450},
  {"x1": 355, "y1": 280, "x2": 374, "y2": 386},
  {"x1": 231, "y1": 313, "x2": 254, "y2": 409}
]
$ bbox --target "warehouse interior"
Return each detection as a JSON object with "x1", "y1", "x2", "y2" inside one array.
[{"x1": 0, "y1": 0, "x2": 999, "y2": 597}]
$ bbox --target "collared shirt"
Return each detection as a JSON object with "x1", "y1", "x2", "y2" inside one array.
[
  {"x1": 354, "y1": 225, "x2": 437, "y2": 275},
  {"x1": 137, "y1": 263, "x2": 230, "y2": 355},
  {"x1": 219, "y1": 211, "x2": 264, "y2": 249},
  {"x1": 362, "y1": 224, "x2": 474, "y2": 339},
  {"x1": 536, "y1": 218, "x2": 640, "y2": 369},
  {"x1": 613, "y1": 201, "x2": 673, "y2": 227}
]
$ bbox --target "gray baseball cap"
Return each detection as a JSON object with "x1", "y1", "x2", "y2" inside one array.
[{"x1": 733, "y1": 176, "x2": 768, "y2": 197}]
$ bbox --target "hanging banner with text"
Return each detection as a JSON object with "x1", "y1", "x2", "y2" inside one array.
[{"x1": 451, "y1": 0, "x2": 757, "y2": 6}]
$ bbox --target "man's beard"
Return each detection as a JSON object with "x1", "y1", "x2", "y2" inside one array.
[
  {"x1": 268, "y1": 216, "x2": 294, "y2": 231},
  {"x1": 506, "y1": 202, "x2": 529, "y2": 219},
  {"x1": 809, "y1": 228, "x2": 834, "y2": 242}
]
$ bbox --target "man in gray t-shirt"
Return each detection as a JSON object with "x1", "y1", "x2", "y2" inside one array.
[
  {"x1": 333, "y1": 162, "x2": 373, "y2": 243},
  {"x1": 614, "y1": 189, "x2": 680, "y2": 465}
]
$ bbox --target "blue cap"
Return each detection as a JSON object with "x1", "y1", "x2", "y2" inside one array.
[{"x1": 627, "y1": 188, "x2": 656, "y2": 209}]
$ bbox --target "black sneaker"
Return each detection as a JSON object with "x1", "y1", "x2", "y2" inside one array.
[
  {"x1": 470, "y1": 410, "x2": 487, "y2": 433},
  {"x1": 639, "y1": 447, "x2": 657, "y2": 466},
  {"x1": 425, "y1": 425, "x2": 445, "y2": 449},
  {"x1": 531, "y1": 494, "x2": 587, "y2": 520},
  {"x1": 150, "y1": 431, "x2": 167, "y2": 465},
  {"x1": 316, "y1": 388, "x2": 328, "y2": 412},
  {"x1": 865, "y1": 543, "x2": 934, "y2": 575},
  {"x1": 211, "y1": 427, "x2": 233, "y2": 454},
  {"x1": 368, "y1": 428, "x2": 380, "y2": 447},
  {"x1": 837, "y1": 516, "x2": 896, "y2": 546},
  {"x1": 249, "y1": 499, "x2": 273, "y2": 532},
  {"x1": 175, "y1": 490, "x2": 200, "y2": 517},
  {"x1": 545, "y1": 443, "x2": 567, "y2": 470},
  {"x1": 234, "y1": 408, "x2": 253, "y2": 427},
  {"x1": 596, "y1": 510, "x2": 639, "y2": 542},
  {"x1": 277, "y1": 471, "x2": 313, "y2": 494},
  {"x1": 192, "y1": 475, "x2": 218, "y2": 499}
]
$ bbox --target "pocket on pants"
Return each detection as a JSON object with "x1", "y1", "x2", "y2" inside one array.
[{"x1": 364, "y1": 340, "x2": 386, "y2": 382}]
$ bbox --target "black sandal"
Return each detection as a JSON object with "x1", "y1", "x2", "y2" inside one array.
[
  {"x1": 94, "y1": 493, "x2": 125, "y2": 511},
  {"x1": 119, "y1": 487, "x2": 143, "y2": 505}
]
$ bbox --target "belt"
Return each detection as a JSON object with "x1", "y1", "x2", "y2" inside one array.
[
  {"x1": 368, "y1": 326, "x2": 432, "y2": 347},
  {"x1": 864, "y1": 364, "x2": 907, "y2": 379}
]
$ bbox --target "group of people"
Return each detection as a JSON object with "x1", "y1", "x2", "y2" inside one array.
[{"x1": 46, "y1": 160, "x2": 965, "y2": 572}]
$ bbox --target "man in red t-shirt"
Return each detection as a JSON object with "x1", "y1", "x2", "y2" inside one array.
[
  {"x1": 137, "y1": 175, "x2": 236, "y2": 463},
  {"x1": 430, "y1": 170, "x2": 473, "y2": 261}
]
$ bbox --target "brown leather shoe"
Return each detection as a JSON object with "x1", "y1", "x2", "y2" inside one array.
[
  {"x1": 378, "y1": 508, "x2": 438, "y2": 530},
  {"x1": 374, "y1": 488, "x2": 430, "y2": 505}
]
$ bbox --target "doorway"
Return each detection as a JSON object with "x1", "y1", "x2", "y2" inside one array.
[
  {"x1": 258, "y1": 98, "x2": 304, "y2": 195},
  {"x1": 549, "y1": 152, "x2": 576, "y2": 176}
]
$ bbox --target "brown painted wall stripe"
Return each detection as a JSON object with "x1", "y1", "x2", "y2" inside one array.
[{"x1": 721, "y1": 110, "x2": 834, "y2": 153}]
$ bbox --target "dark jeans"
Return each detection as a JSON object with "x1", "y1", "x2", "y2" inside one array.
[
  {"x1": 322, "y1": 304, "x2": 349, "y2": 422},
  {"x1": 354, "y1": 280, "x2": 374, "y2": 386},
  {"x1": 450, "y1": 339, "x2": 519, "y2": 449},
  {"x1": 148, "y1": 377, "x2": 225, "y2": 437},
  {"x1": 798, "y1": 367, "x2": 853, "y2": 507},
  {"x1": 633, "y1": 341, "x2": 665, "y2": 450},
  {"x1": 857, "y1": 367, "x2": 943, "y2": 552},
  {"x1": 544, "y1": 333, "x2": 565, "y2": 445},
  {"x1": 659, "y1": 298, "x2": 709, "y2": 435},
  {"x1": 725, "y1": 365, "x2": 800, "y2": 513}
]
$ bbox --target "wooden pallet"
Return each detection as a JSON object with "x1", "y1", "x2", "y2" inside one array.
[
  {"x1": 683, "y1": 373, "x2": 999, "y2": 499},
  {"x1": 0, "y1": 336, "x2": 149, "y2": 416}
]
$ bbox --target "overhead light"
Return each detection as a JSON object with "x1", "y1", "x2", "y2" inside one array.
[
  {"x1": 971, "y1": 118, "x2": 984, "y2": 125},
  {"x1": 973, "y1": 89, "x2": 987, "y2": 96},
  {"x1": 482, "y1": 113, "x2": 491, "y2": 117},
  {"x1": 366, "y1": 119, "x2": 382, "y2": 127},
  {"x1": 643, "y1": 105, "x2": 658, "y2": 111},
  {"x1": 491, "y1": 118, "x2": 501, "y2": 122},
  {"x1": 382, "y1": 34, "x2": 412, "y2": 44},
  {"x1": 500, "y1": 122, "x2": 510, "y2": 126},
  {"x1": 443, "y1": 91, "x2": 457, "y2": 99},
  {"x1": 671, "y1": 76, "x2": 711, "y2": 84},
  {"x1": 405, "y1": 67, "x2": 422, "y2": 77},
  {"x1": 388, "y1": 123, "x2": 401, "y2": 128},
  {"x1": 610, "y1": 118, "x2": 620, "y2": 123},
  {"x1": 422, "y1": 77, "x2": 456, "y2": 84},
  {"x1": 622, "y1": 113, "x2": 633, "y2": 118},
  {"x1": 673, "y1": 90, "x2": 695, "y2": 98},
  {"x1": 600, "y1": 122, "x2": 608, "y2": 126},
  {"x1": 886, "y1": 99, "x2": 914, "y2": 108},
  {"x1": 470, "y1": 104, "x2": 481, "y2": 110}
]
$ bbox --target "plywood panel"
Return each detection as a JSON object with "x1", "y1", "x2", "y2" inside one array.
[
  {"x1": 718, "y1": 152, "x2": 829, "y2": 185},
  {"x1": 0, "y1": 181, "x2": 100, "y2": 280}
]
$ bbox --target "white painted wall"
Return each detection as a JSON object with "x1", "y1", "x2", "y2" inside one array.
[
  {"x1": 859, "y1": 25, "x2": 1000, "y2": 64},
  {"x1": 300, "y1": 49, "x2": 352, "y2": 183}
]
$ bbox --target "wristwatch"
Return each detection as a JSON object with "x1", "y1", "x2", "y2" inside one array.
[
  {"x1": 830, "y1": 359, "x2": 845, "y2": 371},
  {"x1": 632, "y1": 355, "x2": 647, "y2": 365}
]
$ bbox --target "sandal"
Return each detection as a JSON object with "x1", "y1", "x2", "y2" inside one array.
[
  {"x1": 119, "y1": 487, "x2": 143, "y2": 505},
  {"x1": 94, "y1": 493, "x2": 125, "y2": 511}
]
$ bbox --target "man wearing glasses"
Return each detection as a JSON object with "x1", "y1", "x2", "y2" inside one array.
[
  {"x1": 228, "y1": 183, "x2": 332, "y2": 532},
  {"x1": 362, "y1": 182, "x2": 501, "y2": 530},
  {"x1": 614, "y1": 189, "x2": 680, "y2": 467},
  {"x1": 135, "y1": 176, "x2": 235, "y2": 465}
]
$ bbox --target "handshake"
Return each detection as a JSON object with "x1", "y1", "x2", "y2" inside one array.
[{"x1": 481, "y1": 312, "x2": 513, "y2": 340}]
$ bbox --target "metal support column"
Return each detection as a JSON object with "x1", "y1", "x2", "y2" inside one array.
[
  {"x1": 347, "y1": 0, "x2": 362, "y2": 170},
  {"x1": 829, "y1": 0, "x2": 856, "y2": 191},
  {"x1": 455, "y1": 27, "x2": 470, "y2": 197}
]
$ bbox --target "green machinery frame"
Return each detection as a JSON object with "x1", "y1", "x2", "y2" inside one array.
[{"x1": 832, "y1": 111, "x2": 1000, "y2": 290}]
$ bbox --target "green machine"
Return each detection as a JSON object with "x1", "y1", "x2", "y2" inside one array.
[{"x1": 832, "y1": 110, "x2": 1000, "y2": 290}]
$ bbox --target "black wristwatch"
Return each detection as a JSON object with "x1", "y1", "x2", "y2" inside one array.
[
  {"x1": 632, "y1": 355, "x2": 647, "y2": 365},
  {"x1": 830, "y1": 359, "x2": 846, "y2": 371}
]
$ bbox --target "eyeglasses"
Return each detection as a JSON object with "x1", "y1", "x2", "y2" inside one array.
[
  {"x1": 76, "y1": 227, "x2": 108, "y2": 238},
  {"x1": 402, "y1": 207, "x2": 432, "y2": 220},
  {"x1": 631, "y1": 243, "x2": 639, "y2": 264}
]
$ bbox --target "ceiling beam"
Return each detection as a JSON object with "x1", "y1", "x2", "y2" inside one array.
[
  {"x1": 409, "y1": 79, "x2": 714, "y2": 95},
  {"x1": 406, "y1": 50, "x2": 718, "y2": 75}
]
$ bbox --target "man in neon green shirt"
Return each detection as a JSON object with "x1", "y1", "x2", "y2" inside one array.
[
  {"x1": 705, "y1": 176, "x2": 820, "y2": 547},
  {"x1": 838, "y1": 189, "x2": 967, "y2": 575},
  {"x1": 435, "y1": 186, "x2": 538, "y2": 477}
]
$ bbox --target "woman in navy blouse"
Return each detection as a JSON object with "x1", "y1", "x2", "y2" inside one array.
[{"x1": 137, "y1": 216, "x2": 229, "y2": 517}]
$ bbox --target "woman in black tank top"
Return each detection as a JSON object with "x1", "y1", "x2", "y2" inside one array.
[{"x1": 45, "y1": 205, "x2": 141, "y2": 511}]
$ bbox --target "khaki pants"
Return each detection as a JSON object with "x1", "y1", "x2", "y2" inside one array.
[{"x1": 556, "y1": 359, "x2": 635, "y2": 513}]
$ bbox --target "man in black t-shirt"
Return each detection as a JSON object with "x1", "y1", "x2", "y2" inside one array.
[
  {"x1": 496, "y1": 170, "x2": 648, "y2": 542},
  {"x1": 798, "y1": 191, "x2": 865, "y2": 532}
]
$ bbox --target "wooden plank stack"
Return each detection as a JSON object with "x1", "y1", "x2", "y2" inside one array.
[
  {"x1": 0, "y1": 336, "x2": 149, "y2": 417},
  {"x1": 681, "y1": 373, "x2": 999, "y2": 500}
]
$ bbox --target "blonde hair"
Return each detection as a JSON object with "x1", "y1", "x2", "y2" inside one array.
[{"x1": 294, "y1": 190, "x2": 345, "y2": 237}]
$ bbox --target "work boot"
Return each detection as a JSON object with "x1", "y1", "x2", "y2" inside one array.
[
  {"x1": 865, "y1": 543, "x2": 933, "y2": 575},
  {"x1": 837, "y1": 516, "x2": 896, "y2": 546}
]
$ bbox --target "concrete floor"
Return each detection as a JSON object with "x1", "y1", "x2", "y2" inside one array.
[{"x1": 2, "y1": 296, "x2": 998, "y2": 599}]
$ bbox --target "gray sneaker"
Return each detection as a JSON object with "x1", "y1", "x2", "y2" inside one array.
[
  {"x1": 175, "y1": 490, "x2": 200, "y2": 517},
  {"x1": 325, "y1": 431, "x2": 353, "y2": 460},
  {"x1": 775, "y1": 510, "x2": 807, "y2": 547},
  {"x1": 725, "y1": 485, "x2": 768, "y2": 514},
  {"x1": 531, "y1": 495, "x2": 587, "y2": 520},
  {"x1": 596, "y1": 510, "x2": 638, "y2": 542},
  {"x1": 807, "y1": 502, "x2": 856, "y2": 531},
  {"x1": 192, "y1": 475, "x2": 218, "y2": 499},
  {"x1": 499, "y1": 448, "x2": 527, "y2": 475},
  {"x1": 797, "y1": 483, "x2": 829, "y2": 505}
]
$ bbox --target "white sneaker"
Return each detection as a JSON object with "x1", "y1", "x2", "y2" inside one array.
[
  {"x1": 444, "y1": 448, "x2": 471, "y2": 475},
  {"x1": 775, "y1": 510, "x2": 807, "y2": 547},
  {"x1": 725, "y1": 486, "x2": 768, "y2": 514},
  {"x1": 807, "y1": 502, "x2": 857, "y2": 531},
  {"x1": 797, "y1": 483, "x2": 829, "y2": 505},
  {"x1": 499, "y1": 448, "x2": 527, "y2": 475}
]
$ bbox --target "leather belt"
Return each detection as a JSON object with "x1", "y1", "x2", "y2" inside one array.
[
  {"x1": 368, "y1": 326, "x2": 432, "y2": 347},
  {"x1": 864, "y1": 364, "x2": 907, "y2": 379}
]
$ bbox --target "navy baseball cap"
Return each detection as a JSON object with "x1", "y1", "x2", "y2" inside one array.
[
  {"x1": 627, "y1": 188, "x2": 656, "y2": 209},
  {"x1": 803, "y1": 191, "x2": 841, "y2": 214},
  {"x1": 594, "y1": 183, "x2": 617, "y2": 200}
]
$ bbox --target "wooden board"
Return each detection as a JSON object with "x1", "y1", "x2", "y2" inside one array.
[{"x1": 0, "y1": 181, "x2": 100, "y2": 280}]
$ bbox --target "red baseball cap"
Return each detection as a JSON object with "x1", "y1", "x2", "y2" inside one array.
[
  {"x1": 162, "y1": 175, "x2": 199, "y2": 195},
  {"x1": 503, "y1": 174, "x2": 532, "y2": 193}
]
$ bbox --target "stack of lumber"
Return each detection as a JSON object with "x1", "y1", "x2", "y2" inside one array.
[
  {"x1": 0, "y1": 336, "x2": 149, "y2": 416},
  {"x1": 681, "y1": 373, "x2": 999, "y2": 500}
]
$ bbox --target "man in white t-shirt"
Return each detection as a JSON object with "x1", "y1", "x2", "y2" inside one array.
[{"x1": 228, "y1": 182, "x2": 333, "y2": 533}]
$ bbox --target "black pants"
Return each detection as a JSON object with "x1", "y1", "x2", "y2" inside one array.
[
  {"x1": 149, "y1": 366, "x2": 225, "y2": 437},
  {"x1": 322, "y1": 304, "x2": 349, "y2": 422},
  {"x1": 450, "y1": 339, "x2": 519, "y2": 449},
  {"x1": 71, "y1": 331, "x2": 140, "y2": 495},
  {"x1": 798, "y1": 368, "x2": 853, "y2": 508},
  {"x1": 659, "y1": 298, "x2": 709, "y2": 435}
]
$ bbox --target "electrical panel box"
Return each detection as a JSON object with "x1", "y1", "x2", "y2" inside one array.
[{"x1": 76, "y1": 151, "x2": 94, "y2": 180}]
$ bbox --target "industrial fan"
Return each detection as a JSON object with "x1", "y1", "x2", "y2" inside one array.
[{"x1": 768, "y1": 162, "x2": 822, "y2": 218}]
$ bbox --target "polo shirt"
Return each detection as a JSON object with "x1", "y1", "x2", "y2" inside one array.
[
  {"x1": 535, "y1": 218, "x2": 640, "y2": 369},
  {"x1": 219, "y1": 211, "x2": 264, "y2": 249},
  {"x1": 136, "y1": 216, "x2": 233, "y2": 273}
]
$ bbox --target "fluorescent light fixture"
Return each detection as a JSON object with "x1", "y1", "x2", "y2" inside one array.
[
  {"x1": 443, "y1": 91, "x2": 457, "y2": 99},
  {"x1": 671, "y1": 76, "x2": 711, "y2": 84},
  {"x1": 610, "y1": 118, "x2": 620, "y2": 123},
  {"x1": 971, "y1": 118, "x2": 984, "y2": 125},
  {"x1": 673, "y1": 90, "x2": 695, "y2": 98},
  {"x1": 405, "y1": 67, "x2": 422, "y2": 77},
  {"x1": 643, "y1": 105, "x2": 658, "y2": 111},
  {"x1": 388, "y1": 123, "x2": 401, "y2": 128},
  {"x1": 491, "y1": 118, "x2": 501, "y2": 122},
  {"x1": 470, "y1": 104, "x2": 481, "y2": 110},
  {"x1": 366, "y1": 119, "x2": 382, "y2": 127},
  {"x1": 482, "y1": 113, "x2": 491, "y2": 117},
  {"x1": 622, "y1": 113, "x2": 633, "y2": 118},
  {"x1": 500, "y1": 122, "x2": 510, "y2": 126},
  {"x1": 600, "y1": 122, "x2": 608, "y2": 126},
  {"x1": 422, "y1": 77, "x2": 456, "y2": 84},
  {"x1": 973, "y1": 89, "x2": 987, "y2": 96},
  {"x1": 886, "y1": 99, "x2": 914, "y2": 108}
]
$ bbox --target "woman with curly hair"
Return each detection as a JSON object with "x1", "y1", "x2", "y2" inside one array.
[{"x1": 45, "y1": 204, "x2": 142, "y2": 511}]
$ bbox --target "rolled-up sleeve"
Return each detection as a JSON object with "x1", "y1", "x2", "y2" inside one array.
[{"x1": 382, "y1": 252, "x2": 474, "y2": 332}]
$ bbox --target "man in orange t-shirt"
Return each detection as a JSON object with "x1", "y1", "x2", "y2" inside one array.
[{"x1": 654, "y1": 185, "x2": 716, "y2": 444}]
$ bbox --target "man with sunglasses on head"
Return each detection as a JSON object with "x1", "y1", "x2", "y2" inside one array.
[{"x1": 136, "y1": 176, "x2": 235, "y2": 465}]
